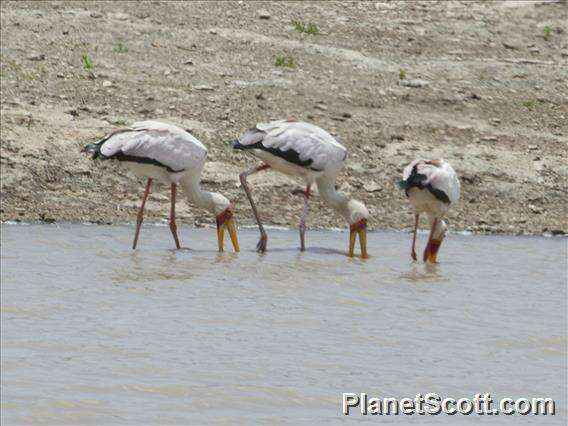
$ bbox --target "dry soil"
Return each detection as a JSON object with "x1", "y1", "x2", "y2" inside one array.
[{"x1": 1, "y1": 1, "x2": 567, "y2": 235}]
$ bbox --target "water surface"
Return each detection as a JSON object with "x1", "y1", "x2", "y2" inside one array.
[{"x1": 1, "y1": 224, "x2": 566, "y2": 424}]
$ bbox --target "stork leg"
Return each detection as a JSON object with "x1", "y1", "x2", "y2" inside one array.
[
  {"x1": 298, "y1": 185, "x2": 311, "y2": 252},
  {"x1": 169, "y1": 183, "x2": 181, "y2": 249},
  {"x1": 239, "y1": 164, "x2": 271, "y2": 252},
  {"x1": 411, "y1": 213, "x2": 419, "y2": 261},
  {"x1": 132, "y1": 178, "x2": 153, "y2": 250},
  {"x1": 423, "y1": 217, "x2": 438, "y2": 262}
]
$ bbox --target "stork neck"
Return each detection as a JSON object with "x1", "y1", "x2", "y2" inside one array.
[
  {"x1": 316, "y1": 177, "x2": 350, "y2": 217},
  {"x1": 179, "y1": 173, "x2": 215, "y2": 214},
  {"x1": 429, "y1": 216, "x2": 447, "y2": 241}
]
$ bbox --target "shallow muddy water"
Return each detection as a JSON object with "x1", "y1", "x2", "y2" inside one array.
[{"x1": 1, "y1": 224, "x2": 566, "y2": 425}]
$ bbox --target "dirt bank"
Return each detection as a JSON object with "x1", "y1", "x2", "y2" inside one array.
[{"x1": 1, "y1": 1, "x2": 567, "y2": 235}]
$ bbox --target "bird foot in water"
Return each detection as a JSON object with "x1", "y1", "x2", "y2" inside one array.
[
  {"x1": 299, "y1": 223, "x2": 307, "y2": 252},
  {"x1": 256, "y1": 234, "x2": 268, "y2": 253}
]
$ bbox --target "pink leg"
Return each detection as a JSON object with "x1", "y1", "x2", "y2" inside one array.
[
  {"x1": 411, "y1": 214, "x2": 419, "y2": 261},
  {"x1": 423, "y1": 217, "x2": 438, "y2": 262},
  {"x1": 169, "y1": 183, "x2": 181, "y2": 249},
  {"x1": 132, "y1": 178, "x2": 153, "y2": 250},
  {"x1": 299, "y1": 185, "x2": 311, "y2": 251}
]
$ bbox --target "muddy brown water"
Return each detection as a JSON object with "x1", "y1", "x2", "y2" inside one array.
[{"x1": 1, "y1": 224, "x2": 566, "y2": 424}]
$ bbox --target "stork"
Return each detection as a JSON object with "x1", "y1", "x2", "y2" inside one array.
[
  {"x1": 233, "y1": 119, "x2": 368, "y2": 258},
  {"x1": 83, "y1": 120, "x2": 239, "y2": 252},
  {"x1": 399, "y1": 159, "x2": 460, "y2": 263}
]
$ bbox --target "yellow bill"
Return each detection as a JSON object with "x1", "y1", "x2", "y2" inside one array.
[
  {"x1": 216, "y1": 208, "x2": 240, "y2": 252},
  {"x1": 349, "y1": 219, "x2": 368, "y2": 259}
]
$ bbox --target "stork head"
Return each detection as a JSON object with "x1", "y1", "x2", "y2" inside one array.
[
  {"x1": 345, "y1": 199, "x2": 369, "y2": 259},
  {"x1": 211, "y1": 193, "x2": 240, "y2": 253}
]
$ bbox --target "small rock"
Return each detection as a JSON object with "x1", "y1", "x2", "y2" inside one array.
[
  {"x1": 39, "y1": 214, "x2": 56, "y2": 224},
  {"x1": 102, "y1": 80, "x2": 113, "y2": 88},
  {"x1": 481, "y1": 136, "x2": 498, "y2": 142},
  {"x1": 490, "y1": 118, "x2": 501, "y2": 124},
  {"x1": 106, "y1": 116, "x2": 126, "y2": 125},
  {"x1": 314, "y1": 104, "x2": 328, "y2": 111},
  {"x1": 456, "y1": 124, "x2": 473, "y2": 131},
  {"x1": 347, "y1": 163, "x2": 365, "y2": 174},
  {"x1": 27, "y1": 53, "x2": 45, "y2": 61},
  {"x1": 364, "y1": 182, "x2": 382, "y2": 193},
  {"x1": 90, "y1": 11, "x2": 103, "y2": 18},
  {"x1": 66, "y1": 109, "x2": 79, "y2": 117},
  {"x1": 209, "y1": 29, "x2": 217, "y2": 35},
  {"x1": 551, "y1": 229, "x2": 565, "y2": 236},
  {"x1": 399, "y1": 79, "x2": 428, "y2": 88},
  {"x1": 258, "y1": 10, "x2": 270, "y2": 19},
  {"x1": 183, "y1": 59, "x2": 194, "y2": 65},
  {"x1": 391, "y1": 134, "x2": 405, "y2": 141},
  {"x1": 528, "y1": 145, "x2": 538, "y2": 151},
  {"x1": 112, "y1": 12, "x2": 130, "y2": 21},
  {"x1": 194, "y1": 85, "x2": 214, "y2": 91},
  {"x1": 442, "y1": 96, "x2": 461, "y2": 104},
  {"x1": 342, "y1": 112, "x2": 352, "y2": 118},
  {"x1": 502, "y1": 41, "x2": 519, "y2": 50},
  {"x1": 466, "y1": 92, "x2": 482, "y2": 100},
  {"x1": 56, "y1": 73, "x2": 65, "y2": 79}
]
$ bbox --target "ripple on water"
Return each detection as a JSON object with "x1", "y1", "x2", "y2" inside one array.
[{"x1": 1, "y1": 224, "x2": 567, "y2": 423}]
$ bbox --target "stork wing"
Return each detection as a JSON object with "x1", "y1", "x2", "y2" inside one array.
[
  {"x1": 403, "y1": 160, "x2": 460, "y2": 204},
  {"x1": 237, "y1": 120, "x2": 347, "y2": 171},
  {"x1": 98, "y1": 121, "x2": 207, "y2": 172},
  {"x1": 429, "y1": 162, "x2": 460, "y2": 204}
]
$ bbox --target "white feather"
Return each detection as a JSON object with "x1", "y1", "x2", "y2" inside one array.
[
  {"x1": 403, "y1": 159, "x2": 460, "y2": 205},
  {"x1": 238, "y1": 120, "x2": 347, "y2": 174},
  {"x1": 99, "y1": 121, "x2": 207, "y2": 177}
]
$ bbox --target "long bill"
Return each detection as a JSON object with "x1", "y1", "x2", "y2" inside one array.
[
  {"x1": 348, "y1": 218, "x2": 368, "y2": 259},
  {"x1": 216, "y1": 208, "x2": 240, "y2": 252}
]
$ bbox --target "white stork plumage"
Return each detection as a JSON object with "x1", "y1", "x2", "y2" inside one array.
[
  {"x1": 399, "y1": 159, "x2": 460, "y2": 263},
  {"x1": 83, "y1": 120, "x2": 239, "y2": 252},
  {"x1": 233, "y1": 119, "x2": 369, "y2": 258}
]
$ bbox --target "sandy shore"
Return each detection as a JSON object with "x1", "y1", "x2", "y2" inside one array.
[{"x1": 1, "y1": 1, "x2": 567, "y2": 234}]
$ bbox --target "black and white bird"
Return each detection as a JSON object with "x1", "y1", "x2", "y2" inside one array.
[
  {"x1": 399, "y1": 159, "x2": 460, "y2": 263},
  {"x1": 83, "y1": 120, "x2": 239, "y2": 252},
  {"x1": 233, "y1": 119, "x2": 369, "y2": 258}
]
